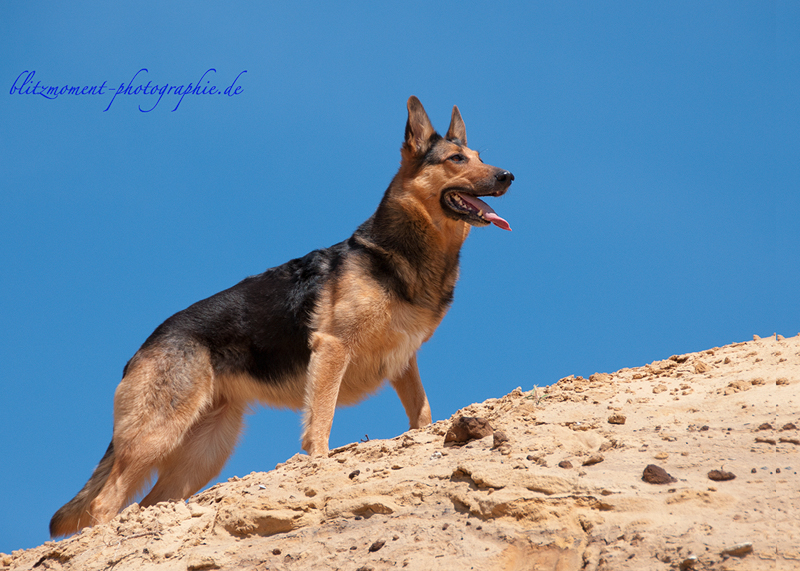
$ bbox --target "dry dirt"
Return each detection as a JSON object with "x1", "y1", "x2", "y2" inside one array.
[{"x1": 3, "y1": 334, "x2": 799, "y2": 570}]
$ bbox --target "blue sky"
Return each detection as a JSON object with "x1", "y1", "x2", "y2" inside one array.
[{"x1": 1, "y1": 1, "x2": 798, "y2": 553}]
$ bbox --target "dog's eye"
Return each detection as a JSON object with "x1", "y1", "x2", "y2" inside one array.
[{"x1": 448, "y1": 154, "x2": 466, "y2": 163}]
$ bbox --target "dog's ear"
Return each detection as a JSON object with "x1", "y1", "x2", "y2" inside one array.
[
  {"x1": 404, "y1": 96, "x2": 436, "y2": 156},
  {"x1": 445, "y1": 105, "x2": 466, "y2": 146}
]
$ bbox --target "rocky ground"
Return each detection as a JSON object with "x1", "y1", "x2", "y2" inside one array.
[{"x1": 3, "y1": 334, "x2": 798, "y2": 571}]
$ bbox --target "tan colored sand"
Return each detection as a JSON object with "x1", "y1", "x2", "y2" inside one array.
[{"x1": 4, "y1": 334, "x2": 799, "y2": 570}]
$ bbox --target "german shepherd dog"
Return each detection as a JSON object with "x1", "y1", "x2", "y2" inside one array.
[{"x1": 50, "y1": 96, "x2": 513, "y2": 537}]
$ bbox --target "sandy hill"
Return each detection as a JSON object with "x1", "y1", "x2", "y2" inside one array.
[{"x1": 3, "y1": 334, "x2": 798, "y2": 571}]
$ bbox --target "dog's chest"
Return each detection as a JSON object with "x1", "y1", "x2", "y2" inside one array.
[{"x1": 336, "y1": 301, "x2": 439, "y2": 404}]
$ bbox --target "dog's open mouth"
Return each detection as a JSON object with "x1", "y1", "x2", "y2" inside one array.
[{"x1": 443, "y1": 190, "x2": 511, "y2": 231}]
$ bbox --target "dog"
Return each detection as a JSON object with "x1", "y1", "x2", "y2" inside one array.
[{"x1": 50, "y1": 96, "x2": 514, "y2": 537}]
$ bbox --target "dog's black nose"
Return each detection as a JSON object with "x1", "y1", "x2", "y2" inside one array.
[{"x1": 495, "y1": 170, "x2": 514, "y2": 183}]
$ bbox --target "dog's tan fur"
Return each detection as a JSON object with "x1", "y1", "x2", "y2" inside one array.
[{"x1": 50, "y1": 97, "x2": 513, "y2": 537}]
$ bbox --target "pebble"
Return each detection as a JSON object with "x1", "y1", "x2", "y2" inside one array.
[
  {"x1": 444, "y1": 416, "x2": 493, "y2": 444},
  {"x1": 721, "y1": 542, "x2": 753, "y2": 557},
  {"x1": 492, "y1": 430, "x2": 510, "y2": 448},
  {"x1": 708, "y1": 469, "x2": 736, "y2": 481},
  {"x1": 582, "y1": 454, "x2": 604, "y2": 466},
  {"x1": 368, "y1": 539, "x2": 386, "y2": 552},
  {"x1": 642, "y1": 464, "x2": 677, "y2": 484}
]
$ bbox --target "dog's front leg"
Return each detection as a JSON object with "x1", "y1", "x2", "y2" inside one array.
[
  {"x1": 301, "y1": 332, "x2": 350, "y2": 457},
  {"x1": 390, "y1": 354, "x2": 432, "y2": 429}
]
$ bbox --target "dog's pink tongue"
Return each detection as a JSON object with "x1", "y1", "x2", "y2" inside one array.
[{"x1": 459, "y1": 193, "x2": 512, "y2": 231}]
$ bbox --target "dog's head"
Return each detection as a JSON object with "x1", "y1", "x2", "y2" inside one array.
[{"x1": 400, "y1": 96, "x2": 514, "y2": 232}]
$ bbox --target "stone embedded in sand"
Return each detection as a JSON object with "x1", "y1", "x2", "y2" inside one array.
[
  {"x1": 723, "y1": 380, "x2": 752, "y2": 395},
  {"x1": 492, "y1": 430, "x2": 510, "y2": 448},
  {"x1": 444, "y1": 416, "x2": 493, "y2": 444},
  {"x1": 558, "y1": 460, "x2": 573, "y2": 469},
  {"x1": 187, "y1": 554, "x2": 220, "y2": 570},
  {"x1": 708, "y1": 469, "x2": 736, "y2": 481},
  {"x1": 721, "y1": 542, "x2": 753, "y2": 557},
  {"x1": 642, "y1": 464, "x2": 677, "y2": 484},
  {"x1": 368, "y1": 539, "x2": 386, "y2": 552},
  {"x1": 694, "y1": 361, "x2": 711, "y2": 373},
  {"x1": 608, "y1": 414, "x2": 627, "y2": 425},
  {"x1": 582, "y1": 454, "x2": 604, "y2": 466}
]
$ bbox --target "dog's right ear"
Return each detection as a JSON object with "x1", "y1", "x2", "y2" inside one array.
[{"x1": 404, "y1": 96, "x2": 436, "y2": 157}]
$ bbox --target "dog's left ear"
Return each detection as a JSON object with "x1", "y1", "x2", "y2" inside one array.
[{"x1": 445, "y1": 105, "x2": 467, "y2": 146}]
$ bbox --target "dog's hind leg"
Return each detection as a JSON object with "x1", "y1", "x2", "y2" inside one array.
[
  {"x1": 140, "y1": 397, "x2": 244, "y2": 506},
  {"x1": 390, "y1": 354, "x2": 432, "y2": 429},
  {"x1": 84, "y1": 343, "x2": 216, "y2": 529}
]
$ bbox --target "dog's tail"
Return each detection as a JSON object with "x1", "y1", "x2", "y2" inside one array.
[{"x1": 49, "y1": 440, "x2": 115, "y2": 538}]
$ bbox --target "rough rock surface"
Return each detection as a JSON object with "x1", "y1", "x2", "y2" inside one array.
[{"x1": 3, "y1": 334, "x2": 799, "y2": 570}]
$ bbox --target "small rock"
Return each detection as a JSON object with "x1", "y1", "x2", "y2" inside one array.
[
  {"x1": 349, "y1": 470, "x2": 360, "y2": 479},
  {"x1": 782, "y1": 423, "x2": 797, "y2": 431},
  {"x1": 607, "y1": 414, "x2": 626, "y2": 425},
  {"x1": 582, "y1": 454, "x2": 604, "y2": 466},
  {"x1": 492, "y1": 430, "x2": 510, "y2": 448},
  {"x1": 694, "y1": 361, "x2": 711, "y2": 373},
  {"x1": 708, "y1": 469, "x2": 736, "y2": 481},
  {"x1": 272, "y1": 549, "x2": 281, "y2": 555},
  {"x1": 642, "y1": 464, "x2": 677, "y2": 484},
  {"x1": 444, "y1": 416, "x2": 493, "y2": 444},
  {"x1": 776, "y1": 378, "x2": 789, "y2": 386},
  {"x1": 776, "y1": 467, "x2": 781, "y2": 473},
  {"x1": 757, "y1": 423, "x2": 773, "y2": 431},
  {"x1": 368, "y1": 539, "x2": 386, "y2": 552},
  {"x1": 654, "y1": 452, "x2": 669, "y2": 460},
  {"x1": 186, "y1": 555, "x2": 220, "y2": 570},
  {"x1": 721, "y1": 542, "x2": 753, "y2": 557},
  {"x1": 558, "y1": 460, "x2": 573, "y2": 469},
  {"x1": 751, "y1": 468, "x2": 757, "y2": 473}
]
